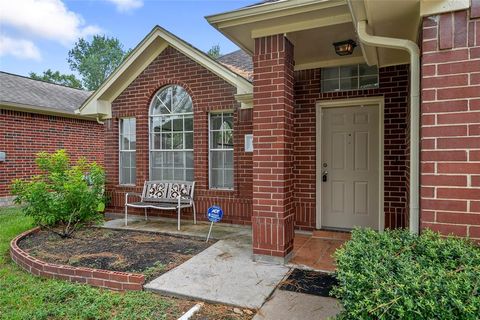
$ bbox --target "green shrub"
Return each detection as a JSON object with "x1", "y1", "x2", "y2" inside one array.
[
  {"x1": 332, "y1": 228, "x2": 480, "y2": 320},
  {"x1": 11, "y1": 150, "x2": 105, "y2": 238}
]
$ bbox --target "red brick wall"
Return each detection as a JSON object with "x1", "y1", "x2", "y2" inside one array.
[
  {"x1": 420, "y1": 6, "x2": 480, "y2": 240},
  {"x1": 106, "y1": 46, "x2": 253, "y2": 225},
  {"x1": 0, "y1": 109, "x2": 104, "y2": 199},
  {"x1": 252, "y1": 34, "x2": 295, "y2": 258},
  {"x1": 293, "y1": 65, "x2": 410, "y2": 230},
  {"x1": 106, "y1": 44, "x2": 411, "y2": 235}
]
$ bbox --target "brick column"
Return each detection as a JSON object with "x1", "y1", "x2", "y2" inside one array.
[
  {"x1": 252, "y1": 35, "x2": 295, "y2": 262},
  {"x1": 420, "y1": 5, "x2": 480, "y2": 241}
]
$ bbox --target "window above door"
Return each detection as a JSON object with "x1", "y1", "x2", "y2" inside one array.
[{"x1": 321, "y1": 64, "x2": 378, "y2": 93}]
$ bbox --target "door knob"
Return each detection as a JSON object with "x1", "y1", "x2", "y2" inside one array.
[{"x1": 322, "y1": 170, "x2": 328, "y2": 182}]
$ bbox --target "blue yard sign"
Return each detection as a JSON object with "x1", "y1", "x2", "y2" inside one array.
[
  {"x1": 206, "y1": 205, "x2": 223, "y2": 241},
  {"x1": 207, "y1": 205, "x2": 223, "y2": 223}
]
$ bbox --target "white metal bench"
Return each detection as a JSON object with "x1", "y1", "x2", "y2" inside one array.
[{"x1": 125, "y1": 180, "x2": 196, "y2": 230}]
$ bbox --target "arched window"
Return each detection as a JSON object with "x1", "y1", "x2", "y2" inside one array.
[{"x1": 149, "y1": 85, "x2": 193, "y2": 181}]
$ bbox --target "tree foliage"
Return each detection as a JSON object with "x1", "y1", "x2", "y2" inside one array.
[
  {"x1": 11, "y1": 150, "x2": 105, "y2": 238},
  {"x1": 29, "y1": 69, "x2": 83, "y2": 89},
  {"x1": 332, "y1": 228, "x2": 480, "y2": 319},
  {"x1": 207, "y1": 44, "x2": 221, "y2": 59},
  {"x1": 67, "y1": 35, "x2": 130, "y2": 90}
]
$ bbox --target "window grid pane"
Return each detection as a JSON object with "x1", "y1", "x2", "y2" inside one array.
[
  {"x1": 149, "y1": 85, "x2": 194, "y2": 181},
  {"x1": 120, "y1": 118, "x2": 136, "y2": 185},
  {"x1": 321, "y1": 64, "x2": 378, "y2": 93},
  {"x1": 209, "y1": 112, "x2": 234, "y2": 189}
]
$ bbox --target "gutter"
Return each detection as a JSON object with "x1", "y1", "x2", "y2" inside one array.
[
  {"x1": 1, "y1": 102, "x2": 99, "y2": 122},
  {"x1": 96, "y1": 116, "x2": 105, "y2": 125},
  {"x1": 356, "y1": 20, "x2": 420, "y2": 234}
]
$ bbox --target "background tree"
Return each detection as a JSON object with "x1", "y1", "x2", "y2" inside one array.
[
  {"x1": 207, "y1": 44, "x2": 221, "y2": 59},
  {"x1": 29, "y1": 69, "x2": 83, "y2": 89},
  {"x1": 68, "y1": 35, "x2": 130, "y2": 91}
]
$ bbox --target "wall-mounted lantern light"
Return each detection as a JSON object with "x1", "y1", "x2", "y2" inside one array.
[{"x1": 333, "y1": 39, "x2": 357, "y2": 56}]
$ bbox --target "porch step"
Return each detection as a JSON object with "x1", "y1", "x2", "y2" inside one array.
[{"x1": 312, "y1": 230, "x2": 351, "y2": 240}]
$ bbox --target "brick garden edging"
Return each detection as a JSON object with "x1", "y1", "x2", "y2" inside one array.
[{"x1": 10, "y1": 227, "x2": 145, "y2": 291}]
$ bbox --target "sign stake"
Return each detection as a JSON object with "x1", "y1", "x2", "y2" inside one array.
[
  {"x1": 206, "y1": 221, "x2": 214, "y2": 242},
  {"x1": 206, "y1": 205, "x2": 223, "y2": 242}
]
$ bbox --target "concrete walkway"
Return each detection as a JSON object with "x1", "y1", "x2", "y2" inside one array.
[
  {"x1": 103, "y1": 215, "x2": 343, "y2": 315},
  {"x1": 103, "y1": 214, "x2": 252, "y2": 241},
  {"x1": 145, "y1": 239, "x2": 290, "y2": 309},
  {"x1": 253, "y1": 290, "x2": 343, "y2": 320}
]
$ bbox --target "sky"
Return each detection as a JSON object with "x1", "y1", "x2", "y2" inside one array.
[{"x1": 0, "y1": 0, "x2": 253, "y2": 77}]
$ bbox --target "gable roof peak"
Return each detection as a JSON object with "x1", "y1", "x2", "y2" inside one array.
[{"x1": 78, "y1": 24, "x2": 252, "y2": 118}]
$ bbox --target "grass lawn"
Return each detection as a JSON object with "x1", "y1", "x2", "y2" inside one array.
[{"x1": 0, "y1": 207, "x2": 184, "y2": 320}]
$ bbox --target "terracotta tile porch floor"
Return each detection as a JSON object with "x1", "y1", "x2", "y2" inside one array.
[{"x1": 289, "y1": 230, "x2": 351, "y2": 272}]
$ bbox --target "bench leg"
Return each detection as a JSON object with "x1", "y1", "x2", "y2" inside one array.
[
  {"x1": 177, "y1": 206, "x2": 181, "y2": 231},
  {"x1": 193, "y1": 202, "x2": 197, "y2": 225},
  {"x1": 144, "y1": 208, "x2": 148, "y2": 221},
  {"x1": 125, "y1": 205, "x2": 128, "y2": 226}
]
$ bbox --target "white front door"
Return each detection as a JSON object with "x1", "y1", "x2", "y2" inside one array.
[{"x1": 321, "y1": 104, "x2": 380, "y2": 230}]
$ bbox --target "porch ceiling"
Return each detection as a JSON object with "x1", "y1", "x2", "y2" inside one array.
[{"x1": 207, "y1": 0, "x2": 428, "y2": 69}]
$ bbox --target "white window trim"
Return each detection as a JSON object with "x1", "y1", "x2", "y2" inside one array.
[
  {"x1": 119, "y1": 117, "x2": 136, "y2": 186},
  {"x1": 208, "y1": 111, "x2": 234, "y2": 191},
  {"x1": 321, "y1": 64, "x2": 379, "y2": 93},
  {"x1": 148, "y1": 85, "x2": 194, "y2": 181}
]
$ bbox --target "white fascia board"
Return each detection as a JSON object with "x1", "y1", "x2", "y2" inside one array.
[
  {"x1": 77, "y1": 27, "x2": 160, "y2": 117},
  {"x1": 1, "y1": 102, "x2": 98, "y2": 121},
  {"x1": 207, "y1": 0, "x2": 346, "y2": 29},
  {"x1": 234, "y1": 93, "x2": 253, "y2": 109},
  {"x1": 77, "y1": 26, "x2": 252, "y2": 119},
  {"x1": 251, "y1": 12, "x2": 352, "y2": 38},
  {"x1": 420, "y1": 0, "x2": 470, "y2": 17}
]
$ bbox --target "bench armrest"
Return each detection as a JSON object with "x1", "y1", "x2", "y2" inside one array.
[
  {"x1": 125, "y1": 192, "x2": 142, "y2": 205},
  {"x1": 177, "y1": 194, "x2": 193, "y2": 206}
]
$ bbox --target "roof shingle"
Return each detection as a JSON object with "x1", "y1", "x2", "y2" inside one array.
[
  {"x1": 216, "y1": 50, "x2": 253, "y2": 81},
  {"x1": 0, "y1": 71, "x2": 91, "y2": 115}
]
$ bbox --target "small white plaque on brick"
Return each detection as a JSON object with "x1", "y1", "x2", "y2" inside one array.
[{"x1": 245, "y1": 134, "x2": 253, "y2": 152}]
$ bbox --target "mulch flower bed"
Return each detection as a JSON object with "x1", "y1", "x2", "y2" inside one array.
[
  {"x1": 19, "y1": 228, "x2": 213, "y2": 281},
  {"x1": 279, "y1": 268, "x2": 338, "y2": 297}
]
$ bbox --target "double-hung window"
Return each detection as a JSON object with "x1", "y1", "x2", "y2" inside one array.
[
  {"x1": 149, "y1": 85, "x2": 194, "y2": 181},
  {"x1": 119, "y1": 118, "x2": 136, "y2": 185},
  {"x1": 209, "y1": 112, "x2": 233, "y2": 189}
]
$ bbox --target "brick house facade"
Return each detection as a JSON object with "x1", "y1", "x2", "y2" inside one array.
[
  {"x1": 293, "y1": 65, "x2": 410, "y2": 231},
  {"x1": 77, "y1": 1, "x2": 480, "y2": 261},
  {"x1": 0, "y1": 110, "x2": 104, "y2": 199},
  {"x1": 0, "y1": 72, "x2": 104, "y2": 205},
  {"x1": 101, "y1": 38, "x2": 410, "y2": 227},
  {"x1": 105, "y1": 46, "x2": 253, "y2": 225},
  {"x1": 95, "y1": 31, "x2": 413, "y2": 260}
]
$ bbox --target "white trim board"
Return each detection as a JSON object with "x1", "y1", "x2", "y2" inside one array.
[
  {"x1": 315, "y1": 96, "x2": 385, "y2": 231},
  {"x1": 77, "y1": 26, "x2": 252, "y2": 119}
]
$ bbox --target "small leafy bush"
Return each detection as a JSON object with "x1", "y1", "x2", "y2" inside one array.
[
  {"x1": 11, "y1": 150, "x2": 105, "y2": 238},
  {"x1": 332, "y1": 228, "x2": 480, "y2": 320}
]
